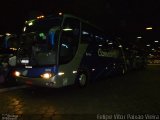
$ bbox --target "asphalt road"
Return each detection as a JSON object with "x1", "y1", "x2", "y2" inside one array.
[{"x1": 0, "y1": 64, "x2": 160, "y2": 120}]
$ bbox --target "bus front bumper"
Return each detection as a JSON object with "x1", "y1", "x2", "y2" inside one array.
[{"x1": 15, "y1": 76, "x2": 63, "y2": 88}]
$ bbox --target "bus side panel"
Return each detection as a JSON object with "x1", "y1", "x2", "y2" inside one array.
[{"x1": 79, "y1": 43, "x2": 115, "y2": 81}]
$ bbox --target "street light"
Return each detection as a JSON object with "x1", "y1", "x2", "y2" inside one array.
[
  {"x1": 137, "y1": 36, "x2": 142, "y2": 39},
  {"x1": 146, "y1": 27, "x2": 152, "y2": 30},
  {"x1": 59, "y1": 12, "x2": 63, "y2": 15},
  {"x1": 146, "y1": 44, "x2": 150, "y2": 47},
  {"x1": 6, "y1": 33, "x2": 11, "y2": 36}
]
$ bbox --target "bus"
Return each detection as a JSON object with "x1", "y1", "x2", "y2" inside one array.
[
  {"x1": 13, "y1": 14, "x2": 126, "y2": 88},
  {"x1": 118, "y1": 39, "x2": 147, "y2": 70},
  {"x1": 0, "y1": 34, "x2": 17, "y2": 83}
]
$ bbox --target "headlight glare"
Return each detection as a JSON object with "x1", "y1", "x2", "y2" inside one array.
[
  {"x1": 40, "y1": 73, "x2": 53, "y2": 79},
  {"x1": 14, "y1": 71, "x2": 21, "y2": 77}
]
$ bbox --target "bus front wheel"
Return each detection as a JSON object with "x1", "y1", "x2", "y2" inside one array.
[{"x1": 76, "y1": 72, "x2": 88, "y2": 88}]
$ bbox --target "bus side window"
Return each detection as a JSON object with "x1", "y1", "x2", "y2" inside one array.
[
  {"x1": 107, "y1": 40, "x2": 121, "y2": 58},
  {"x1": 59, "y1": 18, "x2": 80, "y2": 64},
  {"x1": 99, "y1": 39, "x2": 120, "y2": 58}
]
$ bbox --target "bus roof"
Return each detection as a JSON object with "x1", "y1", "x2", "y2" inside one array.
[{"x1": 25, "y1": 13, "x2": 104, "y2": 33}]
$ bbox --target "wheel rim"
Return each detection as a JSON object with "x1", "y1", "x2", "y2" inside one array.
[{"x1": 79, "y1": 73, "x2": 87, "y2": 86}]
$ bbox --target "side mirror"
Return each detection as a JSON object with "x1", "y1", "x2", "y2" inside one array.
[{"x1": 9, "y1": 56, "x2": 16, "y2": 66}]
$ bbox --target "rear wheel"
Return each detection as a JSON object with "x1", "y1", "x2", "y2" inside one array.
[
  {"x1": 120, "y1": 65, "x2": 127, "y2": 75},
  {"x1": 122, "y1": 67, "x2": 126, "y2": 75}
]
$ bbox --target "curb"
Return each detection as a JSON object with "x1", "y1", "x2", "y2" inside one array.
[{"x1": 0, "y1": 85, "x2": 28, "y2": 93}]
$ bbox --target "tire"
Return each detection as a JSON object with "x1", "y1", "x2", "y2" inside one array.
[
  {"x1": 75, "y1": 72, "x2": 88, "y2": 88},
  {"x1": 122, "y1": 67, "x2": 126, "y2": 75},
  {"x1": 119, "y1": 64, "x2": 126, "y2": 76}
]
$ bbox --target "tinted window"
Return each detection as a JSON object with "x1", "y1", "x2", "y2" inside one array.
[
  {"x1": 25, "y1": 18, "x2": 62, "y2": 33},
  {"x1": 81, "y1": 23, "x2": 95, "y2": 43}
]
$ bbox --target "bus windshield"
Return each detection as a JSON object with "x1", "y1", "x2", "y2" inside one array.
[
  {"x1": 24, "y1": 17, "x2": 62, "y2": 33},
  {"x1": 17, "y1": 17, "x2": 62, "y2": 66}
]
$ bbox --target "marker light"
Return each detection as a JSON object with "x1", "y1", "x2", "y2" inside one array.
[
  {"x1": 58, "y1": 72, "x2": 64, "y2": 76},
  {"x1": 40, "y1": 73, "x2": 52, "y2": 79},
  {"x1": 14, "y1": 71, "x2": 21, "y2": 77},
  {"x1": 37, "y1": 15, "x2": 45, "y2": 19}
]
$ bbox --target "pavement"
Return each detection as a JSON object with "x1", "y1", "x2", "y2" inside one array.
[
  {"x1": 0, "y1": 77, "x2": 26, "y2": 93},
  {"x1": 0, "y1": 65, "x2": 160, "y2": 120}
]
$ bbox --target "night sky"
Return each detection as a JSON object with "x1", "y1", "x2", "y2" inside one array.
[{"x1": 0, "y1": 0, "x2": 160, "y2": 37}]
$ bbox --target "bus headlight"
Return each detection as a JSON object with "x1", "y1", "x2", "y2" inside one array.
[
  {"x1": 40, "y1": 73, "x2": 53, "y2": 79},
  {"x1": 14, "y1": 71, "x2": 21, "y2": 77}
]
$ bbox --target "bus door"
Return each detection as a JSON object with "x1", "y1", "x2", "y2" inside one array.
[{"x1": 58, "y1": 17, "x2": 81, "y2": 86}]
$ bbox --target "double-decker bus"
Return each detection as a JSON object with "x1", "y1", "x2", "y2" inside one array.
[{"x1": 14, "y1": 14, "x2": 126, "y2": 88}]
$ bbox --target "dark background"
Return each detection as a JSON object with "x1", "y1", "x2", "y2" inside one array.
[{"x1": 0, "y1": 0, "x2": 160, "y2": 46}]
